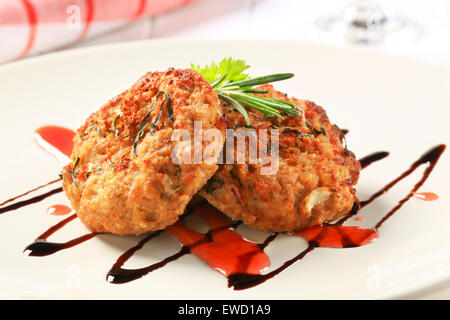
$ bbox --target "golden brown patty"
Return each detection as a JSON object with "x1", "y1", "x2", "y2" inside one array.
[
  {"x1": 200, "y1": 84, "x2": 360, "y2": 232},
  {"x1": 62, "y1": 68, "x2": 226, "y2": 235}
]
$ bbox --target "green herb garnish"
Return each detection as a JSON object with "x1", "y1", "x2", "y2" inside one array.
[
  {"x1": 191, "y1": 58, "x2": 300, "y2": 125},
  {"x1": 282, "y1": 128, "x2": 314, "y2": 142},
  {"x1": 113, "y1": 114, "x2": 121, "y2": 136},
  {"x1": 133, "y1": 91, "x2": 173, "y2": 156},
  {"x1": 108, "y1": 159, "x2": 115, "y2": 172},
  {"x1": 305, "y1": 122, "x2": 326, "y2": 136},
  {"x1": 204, "y1": 178, "x2": 224, "y2": 194},
  {"x1": 64, "y1": 156, "x2": 80, "y2": 187},
  {"x1": 85, "y1": 167, "x2": 103, "y2": 178},
  {"x1": 81, "y1": 121, "x2": 97, "y2": 138}
]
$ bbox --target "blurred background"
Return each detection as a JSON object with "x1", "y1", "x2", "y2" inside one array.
[
  {"x1": 1, "y1": 0, "x2": 449, "y2": 299},
  {"x1": 1, "y1": 0, "x2": 450, "y2": 66}
]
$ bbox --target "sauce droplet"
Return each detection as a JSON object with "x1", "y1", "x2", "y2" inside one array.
[
  {"x1": 413, "y1": 192, "x2": 439, "y2": 201},
  {"x1": 47, "y1": 204, "x2": 72, "y2": 216},
  {"x1": 34, "y1": 125, "x2": 75, "y2": 164}
]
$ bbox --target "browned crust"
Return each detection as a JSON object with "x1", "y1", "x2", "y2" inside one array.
[
  {"x1": 200, "y1": 84, "x2": 360, "y2": 232},
  {"x1": 62, "y1": 68, "x2": 226, "y2": 235}
]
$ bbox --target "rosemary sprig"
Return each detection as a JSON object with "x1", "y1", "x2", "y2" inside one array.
[
  {"x1": 204, "y1": 178, "x2": 224, "y2": 194},
  {"x1": 222, "y1": 73, "x2": 294, "y2": 89},
  {"x1": 191, "y1": 58, "x2": 299, "y2": 125},
  {"x1": 81, "y1": 121, "x2": 97, "y2": 138},
  {"x1": 63, "y1": 156, "x2": 80, "y2": 187},
  {"x1": 108, "y1": 159, "x2": 115, "y2": 172},
  {"x1": 113, "y1": 112, "x2": 131, "y2": 138},
  {"x1": 85, "y1": 167, "x2": 103, "y2": 179},
  {"x1": 133, "y1": 91, "x2": 173, "y2": 156},
  {"x1": 113, "y1": 114, "x2": 121, "y2": 136},
  {"x1": 305, "y1": 122, "x2": 327, "y2": 136},
  {"x1": 282, "y1": 128, "x2": 314, "y2": 142}
]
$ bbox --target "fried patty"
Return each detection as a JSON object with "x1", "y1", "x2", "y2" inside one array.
[
  {"x1": 62, "y1": 68, "x2": 226, "y2": 235},
  {"x1": 200, "y1": 84, "x2": 360, "y2": 232}
]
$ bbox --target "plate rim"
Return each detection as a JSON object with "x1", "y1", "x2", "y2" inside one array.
[{"x1": 1, "y1": 38, "x2": 450, "y2": 74}]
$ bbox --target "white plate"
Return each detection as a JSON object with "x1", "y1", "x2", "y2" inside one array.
[{"x1": 0, "y1": 40, "x2": 449, "y2": 299}]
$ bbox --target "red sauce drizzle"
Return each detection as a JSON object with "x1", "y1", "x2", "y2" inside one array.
[
  {"x1": 107, "y1": 204, "x2": 270, "y2": 284},
  {"x1": 168, "y1": 204, "x2": 270, "y2": 276},
  {"x1": 47, "y1": 204, "x2": 72, "y2": 216},
  {"x1": 2, "y1": 125, "x2": 445, "y2": 291},
  {"x1": 227, "y1": 144, "x2": 446, "y2": 290},
  {"x1": 34, "y1": 125, "x2": 75, "y2": 158},
  {"x1": 293, "y1": 226, "x2": 377, "y2": 248},
  {"x1": 0, "y1": 126, "x2": 72, "y2": 215},
  {"x1": 0, "y1": 127, "x2": 71, "y2": 214}
]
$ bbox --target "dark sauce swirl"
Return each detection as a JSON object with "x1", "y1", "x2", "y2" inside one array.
[
  {"x1": 227, "y1": 144, "x2": 445, "y2": 290},
  {"x1": 1, "y1": 125, "x2": 445, "y2": 292},
  {"x1": 23, "y1": 213, "x2": 97, "y2": 256},
  {"x1": 359, "y1": 151, "x2": 390, "y2": 169},
  {"x1": 106, "y1": 206, "x2": 267, "y2": 284},
  {"x1": 0, "y1": 181, "x2": 62, "y2": 215}
]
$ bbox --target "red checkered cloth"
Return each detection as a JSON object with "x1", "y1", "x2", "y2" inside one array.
[{"x1": 0, "y1": 0, "x2": 194, "y2": 64}]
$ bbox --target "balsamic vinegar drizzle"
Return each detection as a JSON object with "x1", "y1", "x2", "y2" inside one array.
[
  {"x1": 359, "y1": 151, "x2": 390, "y2": 169},
  {"x1": 373, "y1": 145, "x2": 445, "y2": 229},
  {"x1": 23, "y1": 213, "x2": 97, "y2": 256},
  {"x1": 0, "y1": 178, "x2": 61, "y2": 208},
  {"x1": 360, "y1": 145, "x2": 444, "y2": 210},
  {"x1": 107, "y1": 230, "x2": 188, "y2": 284},
  {"x1": 228, "y1": 144, "x2": 446, "y2": 290},
  {"x1": 104, "y1": 146, "x2": 420, "y2": 289},
  {"x1": 106, "y1": 208, "x2": 266, "y2": 285},
  {"x1": 0, "y1": 124, "x2": 446, "y2": 291},
  {"x1": 0, "y1": 184, "x2": 63, "y2": 215}
]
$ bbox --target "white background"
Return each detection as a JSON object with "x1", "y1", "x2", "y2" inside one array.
[{"x1": 71, "y1": 0, "x2": 450, "y2": 68}]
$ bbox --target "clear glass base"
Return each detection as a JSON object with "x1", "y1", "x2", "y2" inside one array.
[{"x1": 316, "y1": 1, "x2": 422, "y2": 45}]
